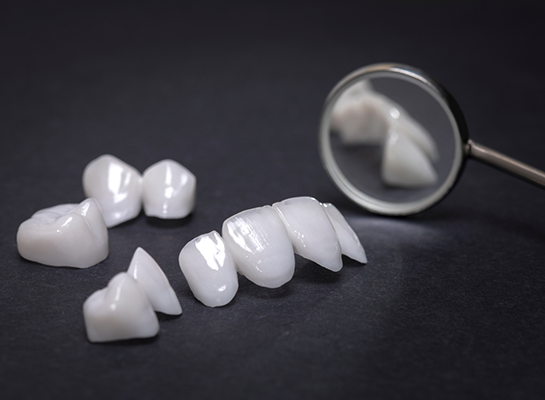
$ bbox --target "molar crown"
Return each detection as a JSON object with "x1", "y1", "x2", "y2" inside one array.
[
  {"x1": 142, "y1": 159, "x2": 196, "y2": 219},
  {"x1": 16, "y1": 198, "x2": 109, "y2": 268},
  {"x1": 82, "y1": 154, "x2": 143, "y2": 227}
]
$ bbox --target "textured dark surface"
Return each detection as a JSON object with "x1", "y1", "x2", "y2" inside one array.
[{"x1": 2, "y1": 1, "x2": 545, "y2": 399}]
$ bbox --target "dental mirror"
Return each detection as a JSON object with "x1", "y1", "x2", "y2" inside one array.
[{"x1": 319, "y1": 63, "x2": 545, "y2": 215}]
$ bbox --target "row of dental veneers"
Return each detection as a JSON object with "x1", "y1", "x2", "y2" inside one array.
[{"x1": 17, "y1": 155, "x2": 367, "y2": 343}]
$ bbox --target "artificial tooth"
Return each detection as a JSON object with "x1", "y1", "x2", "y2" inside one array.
[
  {"x1": 330, "y1": 81, "x2": 440, "y2": 163},
  {"x1": 222, "y1": 206, "x2": 295, "y2": 288},
  {"x1": 273, "y1": 197, "x2": 342, "y2": 272},
  {"x1": 83, "y1": 272, "x2": 159, "y2": 343},
  {"x1": 381, "y1": 128, "x2": 438, "y2": 188},
  {"x1": 82, "y1": 154, "x2": 142, "y2": 227},
  {"x1": 331, "y1": 81, "x2": 389, "y2": 145},
  {"x1": 127, "y1": 247, "x2": 182, "y2": 315},
  {"x1": 390, "y1": 110, "x2": 439, "y2": 163},
  {"x1": 178, "y1": 231, "x2": 238, "y2": 307},
  {"x1": 142, "y1": 159, "x2": 196, "y2": 219},
  {"x1": 321, "y1": 203, "x2": 367, "y2": 264},
  {"x1": 16, "y1": 198, "x2": 108, "y2": 268}
]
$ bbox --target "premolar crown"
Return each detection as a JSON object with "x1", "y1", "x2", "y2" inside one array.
[
  {"x1": 83, "y1": 272, "x2": 160, "y2": 343},
  {"x1": 82, "y1": 154, "x2": 143, "y2": 227},
  {"x1": 17, "y1": 198, "x2": 109, "y2": 268},
  {"x1": 142, "y1": 159, "x2": 196, "y2": 219}
]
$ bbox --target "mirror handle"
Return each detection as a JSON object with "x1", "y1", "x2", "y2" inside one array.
[{"x1": 467, "y1": 140, "x2": 545, "y2": 189}]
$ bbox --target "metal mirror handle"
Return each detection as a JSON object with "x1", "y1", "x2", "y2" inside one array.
[{"x1": 467, "y1": 140, "x2": 545, "y2": 189}]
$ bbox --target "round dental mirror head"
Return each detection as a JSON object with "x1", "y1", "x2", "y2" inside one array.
[{"x1": 319, "y1": 63, "x2": 469, "y2": 215}]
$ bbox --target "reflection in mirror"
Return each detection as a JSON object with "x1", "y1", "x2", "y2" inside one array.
[
  {"x1": 321, "y1": 64, "x2": 545, "y2": 216},
  {"x1": 326, "y1": 75, "x2": 458, "y2": 205},
  {"x1": 331, "y1": 80, "x2": 439, "y2": 188}
]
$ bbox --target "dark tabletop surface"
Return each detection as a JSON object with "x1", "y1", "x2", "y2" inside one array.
[{"x1": 2, "y1": 1, "x2": 545, "y2": 399}]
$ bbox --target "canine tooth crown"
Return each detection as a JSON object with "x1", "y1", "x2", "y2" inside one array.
[
  {"x1": 222, "y1": 206, "x2": 295, "y2": 288},
  {"x1": 393, "y1": 114, "x2": 439, "y2": 163},
  {"x1": 321, "y1": 203, "x2": 367, "y2": 264},
  {"x1": 127, "y1": 247, "x2": 182, "y2": 315},
  {"x1": 83, "y1": 272, "x2": 159, "y2": 343},
  {"x1": 16, "y1": 198, "x2": 109, "y2": 268},
  {"x1": 83, "y1": 154, "x2": 143, "y2": 227},
  {"x1": 179, "y1": 231, "x2": 239, "y2": 307},
  {"x1": 382, "y1": 128, "x2": 437, "y2": 188},
  {"x1": 273, "y1": 197, "x2": 342, "y2": 272},
  {"x1": 142, "y1": 159, "x2": 196, "y2": 219}
]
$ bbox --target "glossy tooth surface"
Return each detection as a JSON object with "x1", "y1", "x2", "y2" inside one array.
[
  {"x1": 83, "y1": 272, "x2": 159, "y2": 343},
  {"x1": 331, "y1": 81, "x2": 389, "y2": 145},
  {"x1": 142, "y1": 159, "x2": 196, "y2": 219},
  {"x1": 83, "y1": 154, "x2": 142, "y2": 227},
  {"x1": 222, "y1": 206, "x2": 295, "y2": 288},
  {"x1": 17, "y1": 198, "x2": 108, "y2": 268},
  {"x1": 382, "y1": 129, "x2": 437, "y2": 188},
  {"x1": 273, "y1": 197, "x2": 342, "y2": 272},
  {"x1": 321, "y1": 203, "x2": 367, "y2": 264},
  {"x1": 361, "y1": 82, "x2": 439, "y2": 161},
  {"x1": 331, "y1": 81, "x2": 439, "y2": 162},
  {"x1": 394, "y1": 115, "x2": 439, "y2": 163},
  {"x1": 179, "y1": 231, "x2": 238, "y2": 307},
  {"x1": 127, "y1": 247, "x2": 182, "y2": 315}
]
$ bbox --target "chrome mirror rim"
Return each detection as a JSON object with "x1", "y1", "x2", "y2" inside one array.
[{"x1": 318, "y1": 63, "x2": 469, "y2": 216}]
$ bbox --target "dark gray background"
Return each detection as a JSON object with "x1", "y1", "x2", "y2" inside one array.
[{"x1": 1, "y1": 1, "x2": 545, "y2": 399}]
